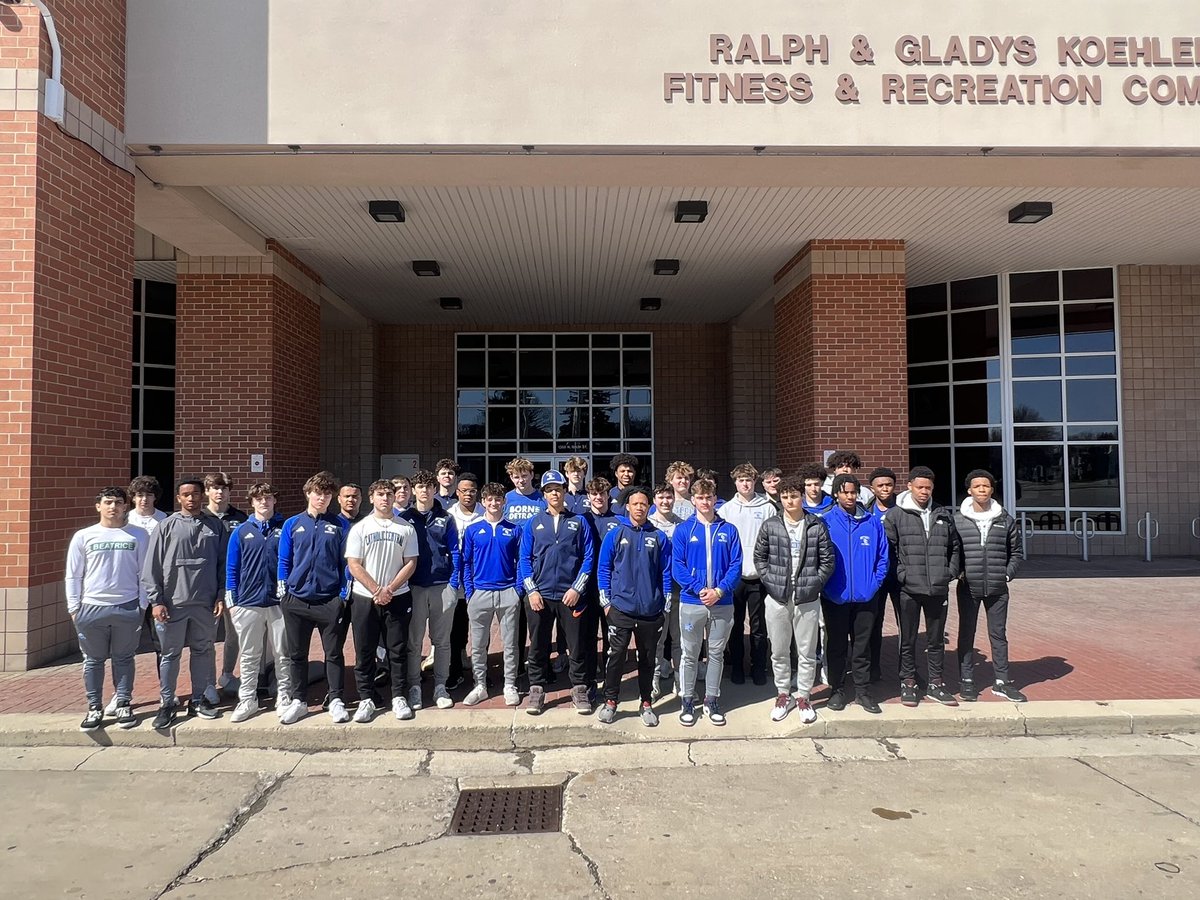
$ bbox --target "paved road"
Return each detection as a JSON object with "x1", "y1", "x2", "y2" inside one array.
[{"x1": 2, "y1": 734, "x2": 1198, "y2": 898}]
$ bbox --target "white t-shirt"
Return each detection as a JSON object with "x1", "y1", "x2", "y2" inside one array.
[
  {"x1": 345, "y1": 515, "x2": 419, "y2": 599},
  {"x1": 128, "y1": 509, "x2": 167, "y2": 535},
  {"x1": 784, "y1": 516, "x2": 807, "y2": 577}
]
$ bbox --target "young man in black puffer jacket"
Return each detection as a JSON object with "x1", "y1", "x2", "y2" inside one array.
[
  {"x1": 953, "y1": 468, "x2": 1025, "y2": 703},
  {"x1": 883, "y1": 466, "x2": 961, "y2": 708},
  {"x1": 753, "y1": 476, "x2": 835, "y2": 724}
]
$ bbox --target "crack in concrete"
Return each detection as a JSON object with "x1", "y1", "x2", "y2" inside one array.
[
  {"x1": 189, "y1": 749, "x2": 226, "y2": 772},
  {"x1": 156, "y1": 772, "x2": 288, "y2": 897},
  {"x1": 877, "y1": 738, "x2": 904, "y2": 760},
  {"x1": 1074, "y1": 758, "x2": 1200, "y2": 829},
  {"x1": 415, "y1": 749, "x2": 433, "y2": 777},
  {"x1": 561, "y1": 772, "x2": 611, "y2": 899},
  {"x1": 686, "y1": 742, "x2": 697, "y2": 767},
  {"x1": 811, "y1": 740, "x2": 834, "y2": 762},
  {"x1": 72, "y1": 747, "x2": 106, "y2": 771}
]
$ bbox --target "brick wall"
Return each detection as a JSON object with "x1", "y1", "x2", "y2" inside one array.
[
  {"x1": 320, "y1": 327, "x2": 379, "y2": 489},
  {"x1": 775, "y1": 240, "x2": 909, "y2": 477},
  {"x1": 728, "y1": 328, "x2": 776, "y2": 472}
]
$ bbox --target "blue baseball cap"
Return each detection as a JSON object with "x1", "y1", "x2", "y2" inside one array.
[{"x1": 540, "y1": 470, "x2": 567, "y2": 491}]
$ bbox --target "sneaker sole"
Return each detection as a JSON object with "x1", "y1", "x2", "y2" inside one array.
[
  {"x1": 927, "y1": 695, "x2": 959, "y2": 707},
  {"x1": 435, "y1": 699, "x2": 454, "y2": 710},
  {"x1": 799, "y1": 713, "x2": 819, "y2": 725},
  {"x1": 79, "y1": 722, "x2": 102, "y2": 732},
  {"x1": 117, "y1": 718, "x2": 138, "y2": 730},
  {"x1": 992, "y1": 691, "x2": 1027, "y2": 702},
  {"x1": 679, "y1": 717, "x2": 696, "y2": 727}
]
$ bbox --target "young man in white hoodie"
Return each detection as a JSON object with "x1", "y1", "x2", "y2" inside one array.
[
  {"x1": 720, "y1": 462, "x2": 777, "y2": 685},
  {"x1": 650, "y1": 482, "x2": 684, "y2": 698},
  {"x1": 953, "y1": 469, "x2": 1025, "y2": 702}
]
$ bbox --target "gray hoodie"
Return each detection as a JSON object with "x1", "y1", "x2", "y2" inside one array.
[
  {"x1": 720, "y1": 492, "x2": 778, "y2": 578},
  {"x1": 140, "y1": 511, "x2": 226, "y2": 611}
]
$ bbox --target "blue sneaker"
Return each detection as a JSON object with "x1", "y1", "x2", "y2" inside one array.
[
  {"x1": 703, "y1": 695, "x2": 726, "y2": 726},
  {"x1": 679, "y1": 698, "x2": 697, "y2": 727}
]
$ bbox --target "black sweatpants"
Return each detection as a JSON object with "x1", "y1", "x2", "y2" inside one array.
[
  {"x1": 350, "y1": 593, "x2": 412, "y2": 703},
  {"x1": 603, "y1": 607, "x2": 664, "y2": 704},
  {"x1": 281, "y1": 593, "x2": 346, "y2": 702},
  {"x1": 821, "y1": 597, "x2": 877, "y2": 695},
  {"x1": 729, "y1": 577, "x2": 768, "y2": 678},
  {"x1": 956, "y1": 584, "x2": 1010, "y2": 683},
  {"x1": 526, "y1": 598, "x2": 592, "y2": 688},
  {"x1": 868, "y1": 583, "x2": 901, "y2": 681},
  {"x1": 448, "y1": 595, "x2": 469, "y2": 683},
  {"x1": 898, "y1": 591, "x2": 948, "y2": 683}
]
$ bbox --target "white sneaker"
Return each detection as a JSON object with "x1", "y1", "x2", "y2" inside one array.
[
  {"x1": 217, "y1": 673, "x2": 240, "y2": 697},
  {"x1": 392, "y1": 696, "x2": 414, "y2": 720},
  {"x1": 463, "y1": 684, "x2": 487, "y2": 706},
  {"x1": 230, "y1": 698, "x2": 259, "y2": 723},
  {"x1": 275, "y1": 694, "x2": 291, "y2": 719},
  {"x1": 770, "y1": 693, "x2": 795, "y2": 723},
  {"x1": 353, "y1": 698, "x2": 377, "y2": 723},
  {"x1": 796, "y1": 697, "x2": 818, "y2": 725},
  {"x1": 328, "y1": 698, "x2": 351, "y2": 723},
  {"x1": 434, "y1": 685, "x2": 453, "y2": 709},
  {"x1": 503, "y1": 684, "x2": 520, "y2": 707},
  {"x1": 103, "y1": 695, "x2": 119, "y2": 716},
  {"x1": 279, "y1": 698, "x2": 306, "y2": 725},
  {"x1": 408, "y1": 685, "x2": 423, "y2": 710}
]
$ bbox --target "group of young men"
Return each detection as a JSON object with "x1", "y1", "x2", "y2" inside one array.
[{"x1": 65, "y1": 449, "x2": 1024, "y2": 732}]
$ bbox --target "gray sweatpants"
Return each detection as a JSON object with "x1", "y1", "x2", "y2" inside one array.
[
  {"x1": 75, "y1": 600, "x2": 142, "y2": 708},
  {"x1": 221, "y1": 606, "x2": 239, "y2": 679},
  {"x1": 229, "y1": 604, "x2": 293, "y2": 704},
  {"x1": 468, "y1": 588, "x2": 520, "y2": 689},
  {"x1": 765, "y1": 596, "x2": 821, "y2": 699},
  {"x1": 156, "y1": 603, "x2": 217, "y2": 705},
  {"x1": 678, "y1": 603, "x2": 734, "y2": 700},
  {"x1": 408, "y1": 582, "x2": 457, "y2": 689}
]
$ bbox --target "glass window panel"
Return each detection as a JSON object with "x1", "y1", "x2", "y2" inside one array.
[
  {"x1": 131, "y1": 364, "x2": 140, "y2": 388},
  {"x1": 623, "y1": 350, "x2": 652, "y2": 387},
  {"x1": 555, "y1": 389, "x2": 589, "y2": 406},
  {"x1": 131, "y1": 388, "x2": 139, "y2": 430},
  {"x1": 456, "y1": 442, "x2": 485, "y2": 455},
  {"x1": 556, "y1": 440, "x2": 590, "y2": 454},
  {"x1": 519, "y1": 389, "x2": 552, "y2": 406},
  {"x1": 953, "y1": 381, "x2": 1001, "y2": 426},
  {"x1": 488, "y1": 334, "x2": 516, "y2": 348},
  {"x1": 486, "y1": 458, "x2": 511, "y2": 485},
  {"x1": 519, "y1": 407, "x2": 553, "y2": 440},
  {"x1": 625, "y1": 389, "x2": 651, "y2": 405},
  {"x1": 1009, "y1": 271, "x2": 1059, "y2": 304},
  {"x1": 1010, "y1": 305, "x2": 1060, "y2": 355},
  {"x1": 1066, "y1": 379, "x2": 1117, "y2": 423},
  {"x1": 457, "y1": 407, "x2": 486, "y2": 439},
  {"x1": 520, "y1": 440, "x2": 554, "y2": 453},
  {"x1": 487, "y1": 389, "x2": 516, "y2": 404},
  {"x1": 141, "y1": 388, "x2": 174, "y2": 432},
  {"x1": 142, "y1": 366, "x2": 175, "y2": 388},
  {"x1": 1013, "y1": 425, "x2": 1063, "y2": 441},
  {"x1": 627, "y1": 440, "x2": 653, "y2": 457},
  {"x1": 143, "y1": 316, "x2": 175, "y2": 366},
  {"x1": 557, "y1": 406, "x2": 589, "y2": 439},
  {"x1": 458, "y1": 389, "x2": 485, "y2": 405},
  {"x1": 132, "y1": 315, "x2": 141, "y2": 364},
  {"x1": 592, "y1": 350, "x2": 621, "y2": 387},
  {"x1": 130, "y1": 451, "x2": 139, "y2": 479},
  {"x1": 906, "y1": 283, "x2": 947, "y2": 316},
  {"x1": 908, "y1": 386, "x2": 950, "y2": 427},
  {"x1": 488, "y1": 350, "x2": 517, "y2": 387},
  {"x1": 556, "y1": 350, "x2": 589, "y2": 387},
  {"x1": 909, "y1": 447, "x2": 952, "y2": 505},
  {"x1": 143, "y1": 280, "x2": 177, "y2": 316},
  {"x1": 1027, "y1": 510, "x2": 1068, "y2": 532},
  {"x1": 906, "y1": 317, "x2": 948, "y2": 364},
  {"x1": 518, "y1": 334, "x2": 552, "y2": 348},
  {"x1": 458, "y1": 351, "x2": 485, "y2": 388},
  {"x1": 1066, "y1": 356, "x2": 1116, "y2": 376},
  {"x1": 954, "y1": 427, "x2": 1001, "y2": 443},
  {"x1": 592, "y1": 407, "x2": 621, "y2": 439},
  {"x1": 1064, "y1": 303, "x2": 1115, "y2": 353},
  {"x1": 952, "y1": 360, "x2": 1000, "y2": 381},
  {"x1": 132, "y1": 281, "x2": 142, "y2": 312},
  {"x1": 908, "y1": 364, "x2": 949, "y2": 386},
  {"x1": 1013, "y1": 381, "x2": 1063, "y2": 424},
  {"x1": 140, "y1": 452, "x2": 174, "y2": 503},
  {"x1": 1068, "y1": 444, "x2": 1121, "y2": 509},
  {"x1": 623, "y1": 333, "x2": 652, "y2": 348},
  {"x1": 487, "y1": 406, "x2": 516, "y2": 439},
  {"x1": 909, "y1": 428, "x2": 951, "y2": 445},
  {"x1": 457, "y1": 334, "x2": 485, "y2": 349},
  {"x1": 1012, "y1": 357, "x2": 1060, "y2": 378},
  {"x1": 592, "y1": 334, "x2": 620, "y2": 348},
  {"x1": 951, "y1": 309, "x2": 1000, "y2": 358},
  {"x1": 1084, "y1": 511, "x2": 1123, "y2": 532},
  {"x1": 591, "y1": 389, "x2": 619, "y2": 405},
  {"x1": 1062, "y1": 268, "x2": 1114, "y2": 301},
  {"x1": 592, "y1": 441, "x2": 622, "y2": 456},
  {"x1": 1014, "y1": 445, "x2": 1065, "y2": 508},
  {"x1": 141, "y1": 432, "x2": 174, "y2": 450},
  {"x1": 953, "y1": 446, "x2": 1004, "y2": 499},
  {"x1": 1067, "y1": 425, "x2": 1118, "y2": 441},
  {"x1": 556, "y1": 335, "x2": 588, "y2": 349},
  {"x1": 950, "y1": 275, "x2": 998, "y2": 310},
  {"x1": 457, "y1": 455, "x2": 486, "y2": 478},
  {"x1": 519, "y1": 350, "x2": 553, "y2": 387},
  {"x1": 489, "y1": 441, "x2": 517, "y2": 455},
  {"x1": 624, "y1": 406, "x2": 652, "y2": 439}
]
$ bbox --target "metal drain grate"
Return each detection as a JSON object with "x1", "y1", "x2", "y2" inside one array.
[{"x1": 449, "y1": 786, "x2": 563, "y2": 835}]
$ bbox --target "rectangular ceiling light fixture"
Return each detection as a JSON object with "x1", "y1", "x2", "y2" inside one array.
[
  {"x1": 1008, "y1": 201, "x2": 1053, "y2": 224},
  {"x1": 640, "y1": 297, "x2": 662, "y2": 311},
  {"x1": 368, "y1": 200, "x2": 405, "y2": 222},
  {"x1": 653, "y1": 258, "x2": 680, "y2": 276},
  {"x1": 439, "y1": 297, "x2": 462, "y2": 310},
  {"x1": 674, "y1": 200, "x2": 708, "y2": 223},
  {"x1": 413, "y1": 260, "x2": 441, "y2": 276}
]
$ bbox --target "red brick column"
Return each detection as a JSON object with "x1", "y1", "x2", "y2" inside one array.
[
  {"x1": 1, "y1": 2, "x2": 135, "y2": 669},
  {"x1": 174, "y1": 243, "x2": 321, "y2": 514},
  {"x1": 774, "y1": 240, "x2": 908, "y2": 475}
]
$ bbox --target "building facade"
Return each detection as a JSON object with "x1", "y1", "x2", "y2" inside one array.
[{"x1": 2, "y1": 0, "x2": 1198, "y2": 669}]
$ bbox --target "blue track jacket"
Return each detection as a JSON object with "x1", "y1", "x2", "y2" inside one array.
[
  {"x1": 670, "y1": 515, "x2": 743, "y2": 606},
  {"x1": 225, "y1": 514, "x2": 284, "y2": 608},
  {"x1": 278, "y1": 511, "x2": 346, "y2": 601},
  {"x1": 518, "y1": 509, "x2": 594, "y2": 600},
  {"x1": 822, "y1": 504, "x2": 890, "y2": 604},
  {"x1": 401, "y1": 500, "x2": 459, "y2": 587},
  {"x1": 803, "y1": 494, "x2": 834, "y2": 517},
  {"x1": 461, "y1": 517, "x2": 521, "y2": 596},
  {"x1": 597, "y1": 520, "x2": 672, "y2": 619}
]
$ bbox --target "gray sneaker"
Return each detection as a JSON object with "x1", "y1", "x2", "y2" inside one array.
[
  {"x1": 597, "y1": 700, "x2": 617, "y2": 724},
  {"x1": 570, "y1": 684, "x2": 593, "y2": 714},
  {"x1": 526, "y1": 685, "x2": 546, "y2": 716},
  {"x1": 639, "y1": 703, "x2": 659, "y2": 727}
]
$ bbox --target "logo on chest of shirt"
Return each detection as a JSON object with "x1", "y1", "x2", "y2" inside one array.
[
  {"x1": 434, "y1": 518, "x2": 447, "y2": 528},
  {"x1": 295, "y1": 526, "x2": 306, "y2": 533},
  {"x1": 644, "y1": 536, "x2": 658, "y2": 549},
  {"x1": 242, "y1": 532, "x2": 255, "y2": 540},
  {"x1": 535, "y1": 523, "x2": 545, "y2": 530},
  {"x1": 716, "y1": 533, "x2": 729, "y2": 543},
  {"x1": 323, "y1": 524, "x2": 340, "y2": 535},
  {"x1": 501, "y1": 527, "x2": 514, "y2": 537},
  {"x1": 689, "y1": 535, "x2": 700, "y2": 543},
  {"x1": 860, "y1": 535, "x2": 871, "y2": 546},
  {"x1": 619, "y1": 538, "x2": 630, "y2": 546},
  {"x1": 567, "y1": 520, "x2": 579, "y2": 532}
]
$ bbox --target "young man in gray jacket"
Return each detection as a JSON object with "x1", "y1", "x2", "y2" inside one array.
[
  {"x1": 753, "y1": 475, "x2": 835, "y2": 723},
  {"x1": 142, "y1": 477, "x2": 227, "y2": 729}
]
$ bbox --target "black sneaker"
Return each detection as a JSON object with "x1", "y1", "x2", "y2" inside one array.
[
  {"x1": 826, "y1": 690, "x2": 847, "y2": 711},
  {"x1": 751, "y1": 670, "x2": 768, "y2": 687},
  {"x1": 900, "y1": 679, "x2": 920, "y2": 707},
  {"x1": 992, "y1": 681, "x2": 1028, "y2": 703},
  {"x1": 703, "y1": 695, "x2": 726, "y2": 726},
  {"x1": 959, "y1": 680, "x2": 979, "y2": 702},
  {"x1": 79, "y1": 706, "x2": 103, "y2": 732},
  {"x1": 152, "y1": 702, "x2": 177, "y2": 730},
  {"x1": 445, "y1": 672, "x2": 465, "y2": 691},
  {"x1": 925, "y1": 682, "x2": 959, "y2": 707},
  {"x1": 857, "y1": 693, "x2": 882, "y2": 715},
  {"x1": 730, "y1": 668, "x2": 745, "y2": 685},
  {"x1": 114, "y1": 705, "x2": 137, "y2": 730},
  {"x1": 192, "y1": 698, "x2": 221, "y2": 720}
]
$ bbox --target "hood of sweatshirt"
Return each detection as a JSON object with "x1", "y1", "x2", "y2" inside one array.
[
  {"x1": 803, "y1": 494, "x2": 833, "y2": 514},
  {"x1": 727, "y1": 492, "x2": 773, "y2": 510},
  {"x1": 897, "y1": 490, "x2": 935, "y2": 534},
  {"x1": 959, "y1": 496, "x2": 1004, "y2": 543}
]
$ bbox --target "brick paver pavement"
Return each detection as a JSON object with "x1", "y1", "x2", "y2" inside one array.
[{"x1": 2, "y1": 557, "x2": 1197, "y2": 716}]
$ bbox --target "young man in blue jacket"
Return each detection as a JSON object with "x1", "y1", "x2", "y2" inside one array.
[
  {"x1": 277, "y1": 471, "x2": 349, "y2": 724},
  {"x1": 225, "y1": 482, "x2": 291, "y2": 723},
  {"x1": 801, "y1": 463, "x2": 834, "y2": 517},
  {"x1": 671, "y1": 478, "x2": 743, "y2": 727},
  {"x1": 519, "y1": 470, "x2": 596, "y2": 715},
  {"x1": 822, "y1": 474, "x2": 889, "y2": 714},
  {"x1": 583, "y1": 477, "x2": 622, "y2": 691},
  {"x1": 458, "y1": 482, "x2": 524, "y2": 708},
  {"x1": 596, "y1": 485, "x2": 672, "y2": 727}
]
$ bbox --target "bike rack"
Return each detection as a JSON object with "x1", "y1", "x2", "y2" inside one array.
[
  {"x1": 1018, "y1": 511, "x2": 1034, "y2": 560},
  {"x1": 1071, "y1": 511, "x2": 1096, "y2": 562},
  {"x1": 1135, "y1": 512, "x2": 1159, "y2": 563}
]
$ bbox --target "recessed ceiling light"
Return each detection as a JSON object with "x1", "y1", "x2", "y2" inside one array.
[
  {"x1": 640, "y1": 297, "x2": 662, "y2": 312},
  {"x1": 368, "y1": 200, "x2": 405, "y2": 223},
  {"x1": 439, "y1": 297, "x2": 462, "y2": 311},
  {"x1": 413, "y1": 260, "x2": 441, "y2": 276}
]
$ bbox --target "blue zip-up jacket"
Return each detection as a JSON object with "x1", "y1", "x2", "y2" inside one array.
[
  {"x1": 597, "y1": 519, "x2": 673, "y2": 618},
  {"x1": 400, "y1": 499, "x2": 460, "y2": 587},
  {"x1": 503, "y1": 489, "x2": 545, "y2": 529},
  {"x1": 518, "y1": 509, "x2": 594, "y2": 600},
  {"x1": 225, "y1": 514, "x2": 284, "y2": 608},
  {"x1": 583, "y1": 509, "x2": 622, "y2": 565},
  {"x1": 461, "y1": 517, "x2": 521, "y2": 596},
  {"x1": 565, "y1": 491, "x2": 588, "y2": 515},
  {"x1": 278, "y1": 511, "x2": 346, "y2": 601},
  {"x1": 822, "y1": 504, "x2": 890, "y2": 604},
  {"x1": 803, "y1": 494, "x2": 834, "y2": 517},
  {"x1": 670, "y1": 515, "x2": 743, "y2": 606}
]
